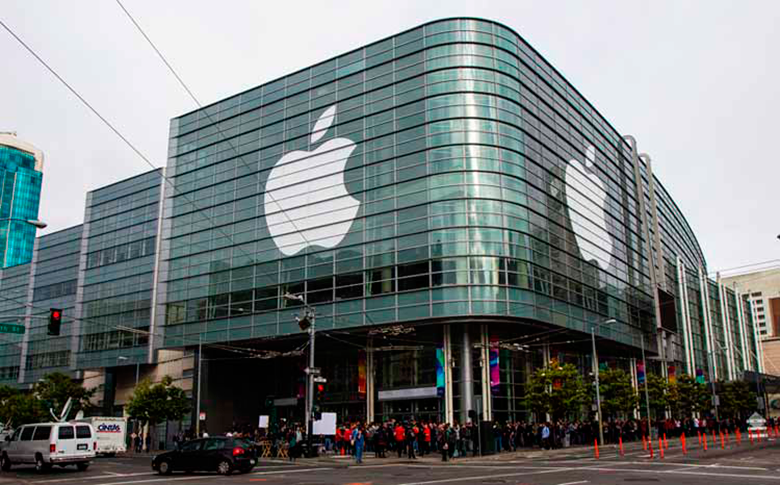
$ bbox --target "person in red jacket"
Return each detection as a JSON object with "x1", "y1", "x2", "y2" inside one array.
[
  {"x1": 423, "y1": 423, "x2": 432, "y2": 456},
  {"x1": 395, "y1": 423, "x2": 406, "y2": 458}
]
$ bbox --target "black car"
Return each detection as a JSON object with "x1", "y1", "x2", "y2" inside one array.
[{"x1": 151, "y1": 437, "x2": 257, "y2": 475}]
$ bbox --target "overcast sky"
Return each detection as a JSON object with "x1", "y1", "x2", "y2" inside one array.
[{"x1": 1, "y1": 0, "x2": 778, "y2": 275}]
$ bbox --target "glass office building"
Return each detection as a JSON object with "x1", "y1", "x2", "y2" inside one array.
[
  {"x1": 0, "y1": 19, "x2": 764, "y2": 434},
  {"x1": 0, "y1": 133, "x2": 44, "y2": 268}
]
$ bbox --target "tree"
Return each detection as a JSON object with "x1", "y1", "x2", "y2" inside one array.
[
  {"x1": 0, "y1": 386, "x2": 47, "y2": 427},
  {"x1": 33, "y1": 372, "x2": 95, "y2": 419},
  {"x1": 598, "y1": 368, "x2": 639, "y2": 419},
  {"x1": 525, "y1": 360, "x2": 589, "y2": 420},
  {"x1": 719, "y1": 380, "x2": 756, "y2": 419},
  {"x1": 671, "y1": 374, "x2": 710, "y2": 418},
  {"x1": 125, "y1": 376, "x2": 190, "y2": 428},
  {"x1": 646, "y1": 373, "x2": 669, "y2": 419}
]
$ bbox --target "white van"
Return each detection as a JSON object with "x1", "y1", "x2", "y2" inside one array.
[{"x1": 0, "y1": 422, "x2": 95, "y2": 472}]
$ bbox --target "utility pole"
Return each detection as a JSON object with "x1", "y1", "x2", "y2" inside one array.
[
  {"x1": 592, "y1": 318, "x2": 616, "y2": 446},
  {"x1": 285, "y1": 293, "x2": 316, "y2": 457},
  {"x1": 195, "y1": 335, "x2": 202, "y2": 437},
  {"x1": 640, "y1": 333, "x2": 652, "y2": 424},
  {"x1": 592, "y1": 325, "x2": 604, "y2": 447}
]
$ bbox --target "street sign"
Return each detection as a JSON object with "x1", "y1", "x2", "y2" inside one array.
[
  {"x1": 747, "y1": 411, "x2": 765, "y2": 429},
  {"x1": 313, "y1": 377, "x2": 327, "y2": 383},
  {"x1": 0, "y1": 323, "x2": 24, "y2": 335},
  {"x1": 305, "y1": 367, "x2": 321, "y2": 375}
]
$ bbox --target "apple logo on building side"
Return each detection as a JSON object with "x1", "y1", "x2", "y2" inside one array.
[
  {"x1": 564, "y1": 145, "x2": 613, "y2": 270},
  {"x1": 264, "y1": 105, "x2": 360, "y2": 256}
]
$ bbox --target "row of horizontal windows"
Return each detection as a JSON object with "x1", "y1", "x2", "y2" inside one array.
[
  {"x1": 86, "y1": 236, "x2": 157, "y2": 269},
  {"x1": 32, "y1": 279, "x2": 77, "y2": 302},
  {"x1": 25, "y1": 350, "x2": 69, "y2": 371},
  {"x1": 81, "y1": 327, "x2": 149, "y2": 352},
  {"x1": 166, "y1": 208, "x2": 644, "y2": 296},
  {"x1": 165, "y1": 255, "x2": 653, "y2": 328}
]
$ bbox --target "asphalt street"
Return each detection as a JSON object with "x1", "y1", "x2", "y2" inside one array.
[{"x1": 1, "y1": 436, "x2": 778, "y2": 485}]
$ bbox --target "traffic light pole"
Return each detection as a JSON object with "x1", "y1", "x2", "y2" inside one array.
[{"x1": 306, "y1": 321, "x2": 315, "y2": 458}]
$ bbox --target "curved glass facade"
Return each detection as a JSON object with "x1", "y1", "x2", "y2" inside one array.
[{"x1": 162, "y1": 18, "x2": 699, "y2": 350}]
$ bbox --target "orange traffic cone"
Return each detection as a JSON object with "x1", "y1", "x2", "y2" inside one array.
[{"x1": 594, "y1": 438, "x2": 600, "y2": 460}]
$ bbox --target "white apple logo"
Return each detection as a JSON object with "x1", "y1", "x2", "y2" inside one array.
[
  {"x1": 264, "y1": 105, "x2": 360, "y2": 256},
  {"x1": 565, "y1": 145, "x2": 613, "y2": 270}
]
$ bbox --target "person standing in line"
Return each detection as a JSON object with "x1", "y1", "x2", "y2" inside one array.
[
  {"x1": 351, "y1": 425, "x2": 365, "y2": 464},
  {"x1": 394, "y1": 423, "x2": 405, "y2": 458},
  {"x1": 541, "y1": 422, "x2": 551, "y2": 450}
]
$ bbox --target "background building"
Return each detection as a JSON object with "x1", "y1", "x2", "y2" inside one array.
[
  {"x1": 0, "y1": 19, "x2": 765, "y2": 443},
  {"x1": 0, "y1": 132, "x2": 45, "y2": 268},
  {"x1": 722, "y1": 266, "x2": 780, "y2": 339}
]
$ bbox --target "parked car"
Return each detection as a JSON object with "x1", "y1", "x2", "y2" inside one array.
[
  {"x1": 0, "y1": 422, "x2": 95, "y2": 472},
  {"x1": 151, "y1": 436, "x2": 257, "y2": 475}
]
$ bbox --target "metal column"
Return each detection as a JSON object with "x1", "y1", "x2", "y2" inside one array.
[
  {"x1": 626, "y1": 137, "x2": 666, "y2": 376},
  {"x1": 366, "y1": 338, "x2": 374, "y2": 422},
  {"x1": 460, "y1": 325, "x2": 474, "y2": 424},
  {"x1": 443, "y1": 324, "x2": 454, "y2": 425},
  {"x1": 480, "y1": 324, "x2": 492, "y2": 422}
]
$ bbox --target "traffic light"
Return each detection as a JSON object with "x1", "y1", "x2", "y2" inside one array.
[
  {"x1": 48, "y1": 308, "x2": 62, "y2": 336},
  {"x1": 313, "y1": 382, "x2": 325, "y2": 420}
]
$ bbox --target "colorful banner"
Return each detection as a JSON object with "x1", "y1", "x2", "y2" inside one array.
[
  {"x1": 667, "y1": 365, "x2": 676, "y2": 384},
  {"x1": 637, "y1": 360, "x2": 646, "y2": 385},
  {"x1": 695, "y1": 368, "x2": 705, "y2": 384},
  {"x1": 357, "y1": 350, "x2": 366, "y2": 395},
  {"x1": 489, "y1": 336, "x2": 500, "y2": 392},
  {"x1": 436, "y1": 346, "x2": 445, "y2": 397}
]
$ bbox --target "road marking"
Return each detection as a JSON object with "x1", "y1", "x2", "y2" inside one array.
[
  {"x1": 90, "y1": 467, "x2": 332, "y2": 485},
  {"x1": 397, "y1": 467, "x2": 577, "y2": 485},
  {"x1": 587, "y1": 466, "x2": 780, "y2": 480},
  {"x1": 557, "y1": 481, "x2": 589, "y2": 485},
  {"x1": 37, "y1": 472, "x2": 156, "y2": 483}
]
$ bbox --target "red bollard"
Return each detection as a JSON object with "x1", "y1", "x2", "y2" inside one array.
[
  {"x1": 749, "y1": 429, "x2": 754, "y2": 445},
  {"x1": 649, "y1": 439, "x2": 654, "y2": 459},
  {"x1": 682, "y1": 433, "x2": 687, "y2": 455},
  {"x1": 619, "y1": 436, "x2": 624, "y2": 456},
  {"x1": 663, "y1": 433, "x2": 668, "y2": 450},
  {"x1": 736, "y1": 428, "x2": 741, "y2": 445},
  {"x1": 757, "y1": 428, "x2": 762, "y2": 443},
  {"x1": 712, "y1": 431, "x2": 717, "y2": 446},
  {"x1": 697, "y1": 430, "x2": 702, "y2": 446},
  {"x1": 642, "y1": 435, "x2": 647, "y2": 451},
  {"x1": 659, "y1": 438, "x2": 664, "y2": 459},
  {"x1": 594, "y1": 438, "x2": 600, "y2": 460},
  {"x1": 703, "y1": 432, "x2": 708, "y2": 451},
  {"x1": 720, "y1": 432, "x2": 725, "y2": 450}
]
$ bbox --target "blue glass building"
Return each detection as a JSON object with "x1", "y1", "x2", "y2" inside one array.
[{"x1": 0, "y1": 133, "x2": 44, "y2": 268}]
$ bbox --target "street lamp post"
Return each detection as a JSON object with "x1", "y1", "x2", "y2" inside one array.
[
  {"x1": 592, "y1": 318, "x2": 616, "y2": 446},
  {"x1": 0, "y1": 218, "x2": 47, "y2": 229},
  {"x1": 284, "y1": 292, "x2": 316, "y2": 457},
  {"x1": 639, "y1": 332, "x2": 652, "y2": 426}
]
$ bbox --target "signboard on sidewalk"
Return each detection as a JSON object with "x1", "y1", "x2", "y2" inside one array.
[
  {"x1": 258, "y1": 415, "x2": 269, "y2": 428},
  {"x1": 747, "y1": 412, "x2": 765, "y2": 429},
  {"x1": 312, "y1": 412, "x2": 336, "y2": 435}
]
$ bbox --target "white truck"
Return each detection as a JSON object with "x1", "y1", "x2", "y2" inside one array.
[{"x1": 77, "y1": 417, "x2": 127, "y2": 456}]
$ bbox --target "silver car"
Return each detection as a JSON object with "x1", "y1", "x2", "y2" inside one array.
[{"x1": 0, "y1": 422, "x2": 95, "y2": 472}]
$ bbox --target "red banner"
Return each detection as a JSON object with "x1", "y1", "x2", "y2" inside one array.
[{"x1": 358, "y1": 350, "x2": 366, "y2": 395}]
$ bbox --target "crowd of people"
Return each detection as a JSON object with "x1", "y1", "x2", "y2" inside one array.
[{"x1": 170, "y1": 415, "x2": 778, "y2": 464}]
